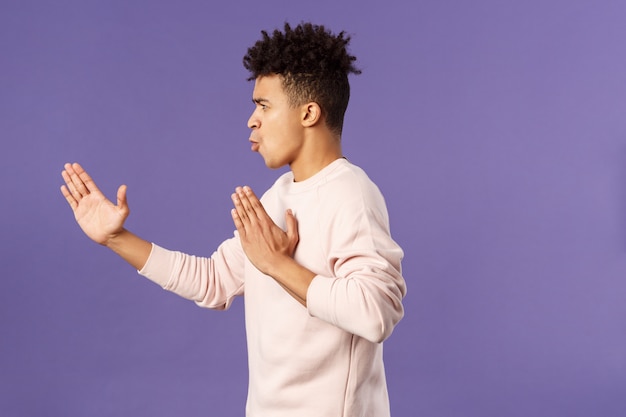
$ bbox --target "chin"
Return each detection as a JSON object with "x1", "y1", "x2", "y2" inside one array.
[
  {"x1": 265, "y1": 162, "x2": 285, "y2": 170},
  {"x1": 263, "y1": 158, "x2": 288, "y2": 170}
]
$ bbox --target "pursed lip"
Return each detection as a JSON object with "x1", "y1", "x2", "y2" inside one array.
[{"x1": 249, "y1": 136, "x2": 260, "y2": 152}]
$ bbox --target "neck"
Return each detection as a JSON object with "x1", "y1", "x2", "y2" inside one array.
[{"x1": 290, "y1": 132, "x2": 343, "y2": 182}]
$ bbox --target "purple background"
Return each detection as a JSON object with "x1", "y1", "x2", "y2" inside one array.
[{"x1": 1, "y1": 1, "x2": 625, "y2": 416}]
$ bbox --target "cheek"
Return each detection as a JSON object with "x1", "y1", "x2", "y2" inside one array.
[
  {"x1": 265, "y1": 115, "x2": 291, "y2": 140},
  {"x1": 262, "y1": 109, "x2": 301, "y2": 146}
]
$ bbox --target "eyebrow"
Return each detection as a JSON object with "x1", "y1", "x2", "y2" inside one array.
[{"x1": 252, "y1": 98, "x2": 269, "y2": 105}]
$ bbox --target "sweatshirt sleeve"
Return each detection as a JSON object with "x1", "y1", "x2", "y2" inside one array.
[
  {"x1": 138, "y1": 235, "x2": 245, "y2": 310},
  {"x1": 305, "y1": 187, "x2": 406, "y2": 344}
]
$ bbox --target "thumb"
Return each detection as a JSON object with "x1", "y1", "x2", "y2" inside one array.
[
  {"x1": 117, "y1": 184, "x2": 129, "y2": 212},
  {"x1": 285, "y1": 209, "x2": 299, "y2": 246}
]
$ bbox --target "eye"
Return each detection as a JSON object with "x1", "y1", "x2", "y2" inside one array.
[{"x1": 252, "y1": 99, "x2": 269, "y2": 111}]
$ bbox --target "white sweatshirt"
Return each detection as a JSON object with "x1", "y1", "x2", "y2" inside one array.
[{"x1": 139, "y1": 158, "x2": 406, "y2": 417}]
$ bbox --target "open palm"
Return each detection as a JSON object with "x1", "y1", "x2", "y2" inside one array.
[{"x1": 61, "y1": 163, "x2": 129, "y2": 245}]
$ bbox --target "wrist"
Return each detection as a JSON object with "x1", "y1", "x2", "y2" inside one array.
[
  {"x1": 264, "y1": 254, "x2": 297, "y2": 278},
  {"x1": 101, "y1": 228, "x2": 152, "y2": 271},
  {"x1": 266, "y1": 256, "x2": 316, "y2": 303},
  {"x1": 103, "y1": 228, "x2": 128, "y2": 248}
]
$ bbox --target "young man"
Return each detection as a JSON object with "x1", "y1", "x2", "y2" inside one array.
[{"x1": 61, "y1": 23, "x2": 406, "y2": 417}]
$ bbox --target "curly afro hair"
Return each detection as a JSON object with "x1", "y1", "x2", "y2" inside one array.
[{"x1": 243, "y1": 22, "x2": 361, "y2": 135}]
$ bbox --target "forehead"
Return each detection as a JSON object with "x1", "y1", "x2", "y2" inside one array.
[{"x1": 252, "y1": 74, "x2": 288, "y2": 102}]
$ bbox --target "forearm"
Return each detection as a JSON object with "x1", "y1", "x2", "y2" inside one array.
[
  {"x1": 105, "y1": 228, "x2": 152, "y2": 270},
  {"x1": 138, "y1": 239, "x2": 246, "y2": 310},
  {"x1": 267, "y1": 256, "x2": 316, "y2": 306}
]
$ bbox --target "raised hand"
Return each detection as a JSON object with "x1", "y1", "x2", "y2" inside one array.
[
  {"x1": 231, "y1": 186, "x2": 299, "y2": 275},
  {"x1": 60, "y1": 162, "x2": 129, "y2": 246},
  {"x1": 231, "y1": 186, "x2": 315, "y2": 305}
]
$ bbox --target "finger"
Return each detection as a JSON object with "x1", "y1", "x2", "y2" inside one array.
[
  {"x1": 235, "y1": 187, "x2": 257, "y2": 221},
  {"x1": 231, "y1": 208, "x2": 246, "y2": 235},
  {"x1": 285, "y1": 209, "x2": 299, "y2": 249},
  {"x1": 231, "y1": 191, "x2": 250, "y2": 225},
  {"x1": 61, "y1": 167, "x2": 84, "y2": 199},
  {"x1": 116, "y1": 184, "x2": 129, "y2": 215},
  {"x1": 236, "y1": 186, "x2": 262, "y2": 223},
  {"x1": 60, "y1": 184, "x2": 78, "y2": 210},
  {"x1": 71, "y1": 162, "x2": 102, "y2": 194},
  {"x1": 64, "y1": 162, "x2": 90, "y2": 198},
  {"x1": 242, "y1": 185, "x2": 259, "y2": 200},
  {"x1": 241, "y1": 186, "x2": 268, "y2": 220}
]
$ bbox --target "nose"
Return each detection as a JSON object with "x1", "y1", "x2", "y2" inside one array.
[{"x1": 247, "y1": 110, "x2": 259, "y2": 129}]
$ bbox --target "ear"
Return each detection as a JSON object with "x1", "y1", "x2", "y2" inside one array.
[{"x1": 301, "y1": 102, "x2": 322, "y2": 128}]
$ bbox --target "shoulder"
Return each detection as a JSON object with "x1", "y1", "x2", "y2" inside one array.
[
  {"x1": 321, "y1": 159, "x2": 386, "y2": 208},
  {"x1": 318, "y1": 159, "x2": 391, "y2": 229}
]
